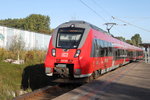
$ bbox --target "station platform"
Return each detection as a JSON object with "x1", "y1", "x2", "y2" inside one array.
[{"x1": 53, "y1": 61, "x2": 150, "y2": 100}]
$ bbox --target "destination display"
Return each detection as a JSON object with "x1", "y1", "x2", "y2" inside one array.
[{"x1": 59, "y1": 28, "x2": 84, "y2": 33}]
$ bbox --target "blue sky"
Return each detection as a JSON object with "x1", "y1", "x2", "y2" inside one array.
[{"x1": 0, "y1": 0, "x2": 150, "y2": 43}]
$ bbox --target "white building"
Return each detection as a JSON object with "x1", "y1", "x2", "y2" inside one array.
[{"x1": 0, "y1": 26, "x2": 51, "y2": 50}]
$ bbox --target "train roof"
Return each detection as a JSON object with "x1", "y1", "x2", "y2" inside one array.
[
  {"x1": 61, "y1": 20, "x2": 108, "y2": 34},
  {"x1": 57, "y1": 20, "x2": 143, "y2": 51}
]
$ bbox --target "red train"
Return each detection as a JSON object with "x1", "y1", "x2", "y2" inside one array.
[{"x1": 44, "y1": 21, "x2": 143, "y2": 82}]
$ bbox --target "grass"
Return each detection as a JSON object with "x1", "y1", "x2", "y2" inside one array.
[
  {"x1": 0, "y1": 48, "x2": 47, "y2": 100},
  {"x1": 0, "y1": 62, "x2": 30, "y2": 100}
]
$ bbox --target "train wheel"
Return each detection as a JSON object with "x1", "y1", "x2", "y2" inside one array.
[
  {"x1": 98, "y1": 70, "x2": 101, "y2": 76},
  {"x1": 93, "y1": 71, "x2": 98, "y2": 79},
  {"x1": 88, "y1": 70, "x2": 102, "y2": 82},
  {"x1": 88, "y1": 73, "x2": 94, "y2": 82}
]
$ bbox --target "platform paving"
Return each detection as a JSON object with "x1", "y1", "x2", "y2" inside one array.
[{"x1": 53, "y1": 61, "x2": 150, "y2": 100}]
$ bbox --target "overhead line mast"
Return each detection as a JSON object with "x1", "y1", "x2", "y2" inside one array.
[{"x1": 104, "y1": 23, "x2": 116, "y2": 34}]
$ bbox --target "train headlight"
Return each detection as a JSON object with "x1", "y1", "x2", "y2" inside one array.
[
  {"x1": 70, "y1": 24, "x2": 75, "y2": 28},
  {"x1": 51, "y1": 49, "x2": 56, "y2": 57},
  {"x1": 74, "y1": 49, "x2": 81, "y2": 57}
]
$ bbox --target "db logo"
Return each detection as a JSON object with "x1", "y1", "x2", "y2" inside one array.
[{"x1": 62, "y1": 53, "x2": 68, "y2": 57}]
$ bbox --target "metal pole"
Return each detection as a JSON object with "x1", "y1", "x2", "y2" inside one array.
[
  {"x1": 104, "y1": 23, "x2": 116, "y2": 34},
  {"x1": 148, "y1": 46, "x2": 150, "y2": 63}
]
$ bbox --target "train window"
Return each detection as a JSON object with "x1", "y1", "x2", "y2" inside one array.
[
  {"x1": 91, "y1": 39, "x2": 100, "y2": 57},
  {"x1": 106, "y1": 42, "x2": 109, "y2": 56},
  {"x1": 112, "y1": 47, "x2": 115, "y2": 59},
  {"x1": 103, "y1": 41, "x2": 106, "y2": 56},
  {"x1": 91, "y1": 39, "x2": 114, "y2": 57},
  {"x1": 118, "y1": 49, "x2": 121, "y2": 58},
  {"x1": 118, "y1": 49, "x2": 120, "y2": 58},
  {"x1": 105, "y1": 42, "x2": 107, "y2": 55},
  {"x1": 101, "y1": 40, "x2": 106, "y2": 57},
  {"x1": 97, "y1": 39, "x2": 102, "y2": 57},
  {"x1": 120, "y1": 49, "x2": 122, "y2": 58},
  {"x1": 95, "y1": 39, "x2": 99, "y2": 57},
  {"x1": 124, "y1": 50, "x2": 127, "y2": 58},
  {"x1": 127, "y1": 51, "x2": 130, "y2": 57},
  {"x1": 99, "y1": 39, "x2": 104, "y2": 48},
  {"x1": 114, "y1": 48, "x2": 118, "y2": 59},
  {"x1": 108, "y1": 43, "x2": 112, "y2": 56},
  {"x1": 95, "y1": 39, "x2": 98, "y2": 49},
  {"x1": 57, "y1": 28, "x2": 85, "y2": 49},
  {"x1": 115, "y1": 49, "x2": 124, "y2": 59},
  {"x1": 91, "y1": 39, "x2": 95, "y2": 57},
  {"x1": 127, "y1": 50, "x2": 129, "y2": 57}
]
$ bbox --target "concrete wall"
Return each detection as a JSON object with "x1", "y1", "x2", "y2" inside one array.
[{"x1": 0, "y1": 26, "x2": 51, "y2": 50}]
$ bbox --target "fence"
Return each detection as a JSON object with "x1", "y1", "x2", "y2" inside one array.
[{"x1": 0, "y1": 26, "x2": 51, "y2": 50}]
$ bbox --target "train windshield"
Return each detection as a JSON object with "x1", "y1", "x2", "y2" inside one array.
[{"x1": 57, "y1": 28, "x2": 85, "y2": 49}]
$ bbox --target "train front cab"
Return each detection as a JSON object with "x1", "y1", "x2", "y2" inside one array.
[{"x1": 44, "y1": 22, "x2": 94, "y2": 80}]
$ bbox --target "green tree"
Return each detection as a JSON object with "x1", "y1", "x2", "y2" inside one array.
[
  {"x1": 131, "y1": 34, "x2": 142, "y2": 47},
  {"x1": 126, "y1": 40, "x2": 133, "y2": 45},
  {"x1": 115, "y1": 36, "x2": 126, "y2": 42},
  {"x1": 24, "y1": 14, "x2": 50, "y2": 33},
  {"x1": 0, "y1": 14, "x2": 51, "y2": 34}
]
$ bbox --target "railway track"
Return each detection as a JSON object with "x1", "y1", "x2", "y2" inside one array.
[{"x1": 14, "y1": 84, "x2": 82, "y2": 100}]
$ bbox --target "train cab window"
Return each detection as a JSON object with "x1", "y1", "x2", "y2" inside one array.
[{"x1": 57, "y1": 28, "x2": 85, "y2": 49}]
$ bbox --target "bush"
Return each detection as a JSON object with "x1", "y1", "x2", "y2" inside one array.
[
  {"x1": 0, "y1": 48, "x2": 9, "y2": 61},
  {"x1": 24, "y1": 50, "x2": 46, "y2": 65},
  {"x1": 0, "y1": 48, "x2": 46, "y2": 65}
]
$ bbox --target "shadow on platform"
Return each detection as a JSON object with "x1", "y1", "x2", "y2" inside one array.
[
  {"x1": 21, "y1": 64, "x2": 57, "y2": 91},
  {"x1": 64, "y1": 80, "x2": 150, "y2": 100}
]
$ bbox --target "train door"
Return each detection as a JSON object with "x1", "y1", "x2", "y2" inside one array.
[
  {"x1": 93, "y1": 39, "x2": 100, "y2": 70},
  {"x1": 99, "y1": 40, "x2": 106, "y2": 74},
  {"x1": 111, "y1": 45, "x2": 117, "y2": 70},
  {"x1": 107, "y1": 42, "x2": 113, "y2": 71},
  {"x1": 102, "y1": 41, "x2": 107, "y2": 72},
  {"x1": 91, "y1": 39, "x2": 103, "y2": 71},
  {"x1": 123, "y1": 50, "x2": 126, "y2": 62},
  {"x1": 103, "y1": 41, "x2": 113, "y2": 72}
]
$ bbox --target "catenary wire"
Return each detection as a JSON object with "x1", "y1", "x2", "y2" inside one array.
[
  {"x1": 112, "y1": 16, "x2": 150, "y2": 33},
  {"x1": 79, "y1": 0, "x2": 107, "y2": 22}
]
